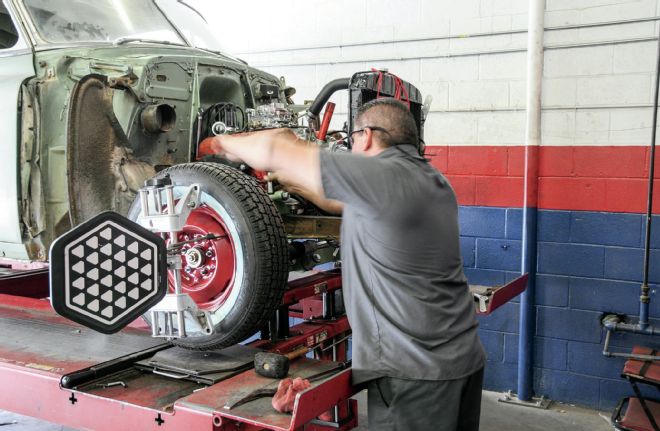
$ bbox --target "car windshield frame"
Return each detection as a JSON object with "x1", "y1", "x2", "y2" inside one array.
[
  {"x1": 19, "y1": 0, "x2": 188, "y2": 47},
  {"x1": 155, "y1": 0, "x2": 224, "y2": 53}
]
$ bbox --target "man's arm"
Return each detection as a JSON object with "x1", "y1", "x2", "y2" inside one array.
[{"x1": 199, "y1": 129, "x2": 324, "y2": 199}]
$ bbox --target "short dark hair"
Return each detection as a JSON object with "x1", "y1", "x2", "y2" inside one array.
[{"x1": 355, "y1": 98, "x2": 419, "y2": 149}]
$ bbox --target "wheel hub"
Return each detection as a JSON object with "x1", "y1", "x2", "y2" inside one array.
[
  {"x1": 167, "y1": 204, "x2": 237, "y2": 311},
  {"x1": 184, "y1": 246, "x2": 206, "y2": 269}
]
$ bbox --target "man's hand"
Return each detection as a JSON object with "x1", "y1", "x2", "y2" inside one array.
[{"x1": 265, "y1": 171, "x2": 306, "y2": 196}]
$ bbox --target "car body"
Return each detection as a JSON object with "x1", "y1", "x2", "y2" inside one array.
[{"x1": 0, "y1": 0, "x2": 290, "y2": 262}]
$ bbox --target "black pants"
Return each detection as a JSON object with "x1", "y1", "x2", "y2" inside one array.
[{"x1": 366, "y1": 367, "x2": 484, "y2": 431}]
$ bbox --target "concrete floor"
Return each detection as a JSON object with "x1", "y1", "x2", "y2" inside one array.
[
  {"x1": 353, "y1": 390, "x2": 613, "y2": 430},
  {"x1": 0, "y1": 390, "x2": 613, "y2": 430}
]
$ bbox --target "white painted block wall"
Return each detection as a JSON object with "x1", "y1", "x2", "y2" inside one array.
[{"x1": 190, "y1": 0, "x2": 660, "y2": 147}]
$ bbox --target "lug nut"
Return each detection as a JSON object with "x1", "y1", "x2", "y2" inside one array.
[{"x1": 206, "y1": 250, "x2": 214, "y2": 257}]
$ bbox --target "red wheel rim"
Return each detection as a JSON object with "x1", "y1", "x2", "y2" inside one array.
[{"x1": 168, "y1": 204, "x2": 237, "y2": 311}]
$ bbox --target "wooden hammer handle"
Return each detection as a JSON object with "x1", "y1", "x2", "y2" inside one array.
[{"x1": 285, "y1": 346, "x2": 311, "y2": 361}]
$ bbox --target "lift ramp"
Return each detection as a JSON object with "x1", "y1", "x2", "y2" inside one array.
[{"x1": 0, "y1": 270, "x2": 357, "y2": 431}]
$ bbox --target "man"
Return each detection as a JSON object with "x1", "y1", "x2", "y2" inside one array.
[{"x1": 204, "y1": 98, "x2": 485, "y2": 430}]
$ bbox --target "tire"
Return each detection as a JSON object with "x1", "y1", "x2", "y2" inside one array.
[{"x1": 128, "y1": 162, "x2": 288, "y2": 350}]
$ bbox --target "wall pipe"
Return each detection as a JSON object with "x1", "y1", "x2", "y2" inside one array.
[
  {"x1": 598, "y1": 23, "x2": 660, "y2": 368},
  {"x1": 639, "y1": 23, "x2": 660, "y2": 330},
  {"x1": 251, "y1": 37, "x2": 655, "y2": 69},
  {"x1": 517, "y1": 0, "x2": 544, "y2": 402},
  {"x1": 238, "y1": 16, "x2": 660, "y2": 56},
  {"x1": 601, "y1": 21, "x2": 660, "y2": 343}
]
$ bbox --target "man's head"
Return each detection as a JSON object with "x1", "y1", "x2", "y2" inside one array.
[{"x1": 350, "y1": 98, "x2": 419, "y2": 156}]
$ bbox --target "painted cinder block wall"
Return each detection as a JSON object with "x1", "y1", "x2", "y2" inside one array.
[{"x1": 193, "y1": 0, "x2": 660, "y2": 409}]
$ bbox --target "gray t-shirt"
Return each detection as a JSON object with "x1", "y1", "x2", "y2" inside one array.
[{"x1": 320, "y1": 144, "x2": 485, "y2": 385}]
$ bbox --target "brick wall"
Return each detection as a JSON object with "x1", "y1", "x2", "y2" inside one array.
[
  {"x1": 196, "y1": 0, "x2": 660, "y2": 150},
  {"x1": 460, "y1": 206, "x2": 660, "y2": 408},
  {"x1": 434, "y1": 142, "x2": 660, "y2": 408}
]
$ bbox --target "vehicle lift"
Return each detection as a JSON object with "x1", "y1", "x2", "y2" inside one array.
[
  {"x1": 0, "y1": 268, "x2": 526, "y2": 431},
  {"x1": 0, "y1": 266, "x2": 357, "y2": 431}
]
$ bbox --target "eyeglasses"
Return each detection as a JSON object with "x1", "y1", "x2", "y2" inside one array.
[{"x1": 348, "y1": 126, "x2": 390, "y2": 145}]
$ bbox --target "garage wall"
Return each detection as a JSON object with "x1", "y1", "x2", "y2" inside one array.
[{"x1": 192, "y1": 0, "x2": 660, "y2": 409}]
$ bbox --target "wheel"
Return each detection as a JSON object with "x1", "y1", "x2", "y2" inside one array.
[{"x1": 128, "y1": 162, "x2": 288, "y2": 349}]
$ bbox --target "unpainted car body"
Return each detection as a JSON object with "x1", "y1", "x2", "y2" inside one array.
[{"x1": 0, "y1": 0, "x2": 289, "y2": 262}]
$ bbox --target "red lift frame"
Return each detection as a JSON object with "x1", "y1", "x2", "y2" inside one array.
[
  {"x1": 0, "y1": 268, "x2": 358, "y2": 431},
  {"x1": 0, "y1": 262, "x2": 527, "y2": 430}
]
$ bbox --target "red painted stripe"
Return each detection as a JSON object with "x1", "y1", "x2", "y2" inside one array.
[
  {"x1": 538, "y1": 177, "x2": 607, "y2": 211},
  {"x1": 426, "y1": 145, "x2": 660, "y2": 213},
  {"x1": 476, "y1": 176, "x2": 525, "y2": 207},
  {"x1": 605, "y1": 178, "x2": 660, "y2": 213},
  {"x1": 446, "y1": 146, "x2": 509, "y2": 176},
  {"x1": 445, "y1": 175, "x2": 476, "y2": 206}
]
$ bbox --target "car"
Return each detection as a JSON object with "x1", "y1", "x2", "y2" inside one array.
[{"x1": 0, "y1": 0, "x2": 426, "y2": 349}]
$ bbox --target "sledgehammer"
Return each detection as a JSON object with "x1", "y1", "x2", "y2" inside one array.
[{"x1": 254, "y1": 346, "x2": 310, "y2": 379}]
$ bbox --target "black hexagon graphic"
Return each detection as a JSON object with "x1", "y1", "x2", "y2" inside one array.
[{"x1": 50, "y1": 211, "x2": 167, "y2": 334}]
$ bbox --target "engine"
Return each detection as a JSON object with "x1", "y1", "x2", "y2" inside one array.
[{"x1": 247, "y1": 102, "x2": 296, "y2": 129}]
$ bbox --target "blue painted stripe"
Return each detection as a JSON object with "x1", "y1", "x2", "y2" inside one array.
[{"x1": 461, "y1": 205, "x2": 660, "y2": 408}]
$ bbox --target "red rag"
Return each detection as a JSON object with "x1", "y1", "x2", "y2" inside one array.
[
  {"x1": 196, "y1": 137, "x2": 218, "y2": 159},
  {"x1": 272, "y1": 377, "x2": 311, "y2": 413},
  {"x1": 317, "y1": 409, "x2": 334, "y2": 422}
]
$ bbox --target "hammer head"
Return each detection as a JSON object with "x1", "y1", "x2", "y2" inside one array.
[{"x1": 254, "y1": 352, "x2": 290, "y2": 379}]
